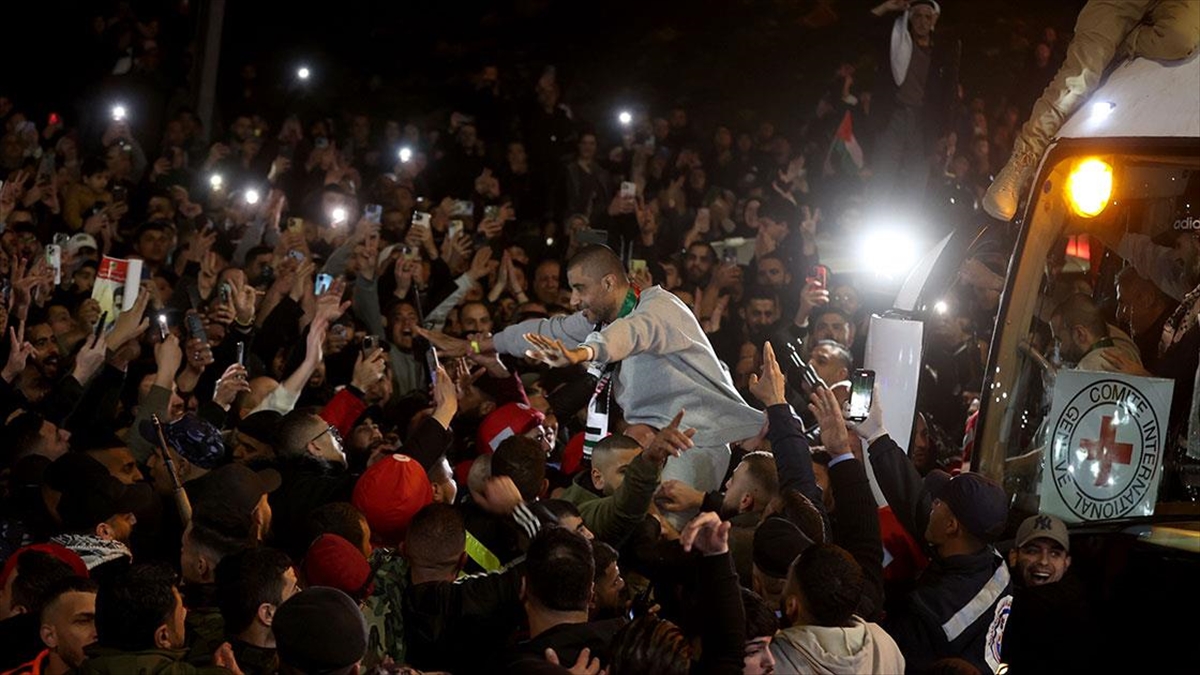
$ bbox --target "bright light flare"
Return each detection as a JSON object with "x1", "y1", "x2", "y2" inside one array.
[
  {"x1": 331, "y1": 206, "x2": 348, "y2": 224},
  {"x1": 1066, "y1": 158, "x2": 1113, "y2": 218},
  {"x1": 244, "y1": 189, "x2": 261, "y2": 205},
  {"x1": 297, "y1": 66, "x2": 311, "y2": 80},
  {"x1": 398, "y1": 147, "x2": 413, "y2": 163},
  {"x1": 209, "y1": 174, "x2": 224, "y2": 190},
  {"x1": 618, "y1": 110, "x2": 633, "y2": 126},
  {"x1": 862, "y1": 228, "x2": 921, "y2": 280},
  {"x1": 111, "y1": 105, "x2": 127, "y2": 121}
]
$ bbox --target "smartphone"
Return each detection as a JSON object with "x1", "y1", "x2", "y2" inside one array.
[
  {"x1": 95, "y1": 311, "x2": 109, "y2": 339},
  {"x1": 425, "y1": 346, "x2": 440, "y2": 385},
  {"x1": 810, "y1": 264, "x2": 829, "y2": 289},
  {"x1": 315, "y1": 273, "x2": 333, "y2": 295},
  {"x1": 401, "y1": 245, "x2": 419, "y2": 262},
  {"x1": 364, "y1": 203, "x2": 382, "y2": 224},
  {"x1": 218, "y1": 282, "x2": 232, "y2": 304},
  {"x1": 314, "y1": 137, "x2": 329, "y2": 150},
  {"x1": 236, "y1": 341, "x2": 245, "y2": 366},
  {"x1": 362, "y1": 335, "x2": 379, "y2": 353},
  {"x1": 448, "y1": 220, "x2": 464, "y2": 240},
  {"x1": 450, "y1": 200, "x2": 474, "y2": 217},
  {"x1": 483, "y1": 205, "x2": 500, "y2": 221},
  {"x1": 723, "y1": 247, "x2": 738, "y2": 265},
  {"x1": 157, "y1": 313, "x2": 169, "y2": 340},
  {"x1": 630, "y1": 259, "x2": 647, "y2": 275},
  {"x1": 185, "y1": 312, "x2": 209, "y2": 344},
  {"x1": 848, "y1": 369, "x2": 876, "y2": 422},
  {"x1": 412, "y1": 211, "x2": 432, "y2": 230},
  {"x1": 48, "y1": 112, "x2": 61, "y2": 126},
  {"x1": 287, "y1": 249, "x2": 306, "y2": 263},
  {"x1": 287, "y1": 217, "x2": 305, "y2": 234},
  {"x1": 46, "y1": 245, "x2": 62, "y2": 285},
  {"x1": 53, "y1": 233, "x2": 70, "y2": 248},
  {"x1": 620, "y1": 181, "x2": 637, "y2": 199},
  {"x1": 111, "y1": 185, "x2": 128, "y2": 204}
]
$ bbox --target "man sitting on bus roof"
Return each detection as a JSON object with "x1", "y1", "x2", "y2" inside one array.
[{"x1": 1049, "y1": 293, "x2": 1143, "y2": 373}]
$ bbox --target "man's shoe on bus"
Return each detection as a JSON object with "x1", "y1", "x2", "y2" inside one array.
[{"x1": 983, "y1": 150, "x2": 1038, "y2": 221}]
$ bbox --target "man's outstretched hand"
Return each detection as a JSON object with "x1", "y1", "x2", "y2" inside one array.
[
  {"x1": 523, "y1": 333, "x2": 591, "y2": 369},
  {"x1": 642, "y1": 409, "x2": 696, "y2": 466}
]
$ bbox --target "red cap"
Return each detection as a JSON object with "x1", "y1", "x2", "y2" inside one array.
[
  {"x1": 477, "y1": 403, "x2": 545, "y2": 453},
  {"x1": 352, "y1": 453, "x2": 433, "y2": 545},
  {"x1": 302, "y1": 534, "x2": 373, "y2": 601},
  {"x1": 561, "y1": 431, "x2": 586, "y2": 476},
  {"x1": 0, "y1": 543, "x2": 89, "y2": 587}
]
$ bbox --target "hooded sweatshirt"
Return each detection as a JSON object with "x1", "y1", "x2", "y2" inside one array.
[{"x1": 770, "y1": 616, "x2": 905, "y2": 675}]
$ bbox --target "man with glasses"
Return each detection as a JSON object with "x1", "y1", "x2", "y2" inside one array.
[{"x1": 268, "y1": 411, "x2": 355, "y2": 559}]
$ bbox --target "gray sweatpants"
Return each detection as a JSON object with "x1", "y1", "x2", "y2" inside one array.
[{"x1": 660, "y1": 443, "x2": 732, "y2": 530}]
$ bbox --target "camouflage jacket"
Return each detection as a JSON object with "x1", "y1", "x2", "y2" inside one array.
[
  {"x1": 363, "y1": 548, "x2": 411, "y2": 668},
  {"x1": 79, "y1": 647, "x2": 232, "y2": 675}
]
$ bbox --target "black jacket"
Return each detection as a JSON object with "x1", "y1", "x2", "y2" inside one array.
[
  {"x1": 403, "y1": 564, "x2": 525, "y2": 673},
  {"x1": 884, "y1": 547, "x2": 1011, "y2": 674},
  {"x1": 0, "y1": 613, "x2": 42, "y2": 672},
  {"x1": 869, "y1": 12, "x2": 961, "y2": 143},
  {"x1": 827, "y1": 457, "x2": 885, "y2": 622},
  {"x1": 1001, "y1": 573, "x2": 1094, "y2": 675},
  {"x1": 269, "y1": 457, "x2": 357, "y2": 559}
]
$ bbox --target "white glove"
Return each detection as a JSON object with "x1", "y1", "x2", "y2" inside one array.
[{"x1": 852, "y1": 384, "x2": 888, "y2": 444}]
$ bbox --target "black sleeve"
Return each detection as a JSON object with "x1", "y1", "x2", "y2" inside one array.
[
  {"x1": 42, "y1": 376, "x2": 86, "y2": 425},
  {"x1": 866, "y1": 434, "x2": 930, "y2": 542},
  {"x1": 405, "y1": 416, "x2": 454, "y2": 470},
  {"x1": 692, "y1": 552, "x2": 746, "y2": 675},
  {"x1": 828, "y1": 458, "x2": 885, "y2": 621},
  {"x1": 251, "y1": 297, "x2": 304, "y2": 367},
  {"x1": 63, "y1": 364, "x2": 127, "y2": 435}
]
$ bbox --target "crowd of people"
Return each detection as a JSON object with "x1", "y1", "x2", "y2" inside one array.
[{"x1": 0, "y1": 0, "x2": 1107, "y2": 674}]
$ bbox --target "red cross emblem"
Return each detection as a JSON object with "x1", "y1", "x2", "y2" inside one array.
[{"x1": 1079, "y1": 415, "x2": 1134, "y2": 486}]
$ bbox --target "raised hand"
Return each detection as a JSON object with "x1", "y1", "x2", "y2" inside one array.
[
  {"x1": 352, "y1": 347, "x2": 388, "y2": 391},
  {"x1": 642, "y1": 409, "x2": 696, "y2": 466},
  {"x1": 72, "y1": 333, "x2": 109, "y2": 384},
  {"x1": 544, "y1": 647, "x2": 602, "y2": 675},
  {"x1": 523, "y1": 333, "x2": 590, "y2": 368},
  {"x1": 2, "y1": 321, "x2": 35, "y2": 383},
  {"x1": 107, "y1": 291, "x2": 151, "y2": 350},
  {"x1": 748, "y1": 341, "x2": 788, "y2": 406},
  {"x1": 680, "y1": 511, "x2": 731, "y2": 556},
  {"x1": 809, "y1": 385, "x2": 852, "y2": 456},
  {"x1": 655, "y1": 479, "x2": 706, "y2": 513},
  {"x1": 214, "y1": 363, "x2": 252, "y2": 409},
  {"x1": 415, "y1": 327, "x2": 472, "y2": 358}
]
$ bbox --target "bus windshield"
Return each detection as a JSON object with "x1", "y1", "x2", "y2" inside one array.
[{"x1": 977, "y1": 150, "x2": 1200, "y2": 524}]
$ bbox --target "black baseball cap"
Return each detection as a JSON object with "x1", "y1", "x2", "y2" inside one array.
[
  {"x1": 274, "y1": 587, "x2": 368, "y2": 672},
  {"x1": 185, "y1": 464, "x2": 281, "y2": 518},
  {"x1": 58, "y1": 474, "x2": 153, "y2": 533}
]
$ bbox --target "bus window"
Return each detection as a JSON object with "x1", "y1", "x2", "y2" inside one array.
[{"x1": 979, "y1": 155, "x2": 1200, "y2": 521}]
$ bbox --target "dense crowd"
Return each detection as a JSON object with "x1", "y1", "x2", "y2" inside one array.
[{"x1": 0, "y1": 1, "x2": 1113, "y2": 674}]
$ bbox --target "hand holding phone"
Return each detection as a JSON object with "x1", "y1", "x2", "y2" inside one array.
[
  {"x1": 315, "y1": 273, "x2": 334, "y2": 295},
  {"x1": 185, "y1": 312, "x2": 209, "y2": 344},
  {"x1": 157, "y1": 313, "x2": 169, "y2": 340},
  {"x1": 847, "y1": 369, "x2": 876, "y2": 422},
  {"x1": 809, "y1": 264, "x2": 829, "y2": 289}
]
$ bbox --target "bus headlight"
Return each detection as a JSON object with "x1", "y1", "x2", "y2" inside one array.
[{"x1": 1066, "y1": 158, "x2": 1113, "y2": 218}]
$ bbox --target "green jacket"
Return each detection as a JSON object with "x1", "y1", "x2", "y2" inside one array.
[
  {"x1": 183, "y1": 606, "x2": 225, "y2": 667},
  {"x1": 80, "y1": 647, "x2": 233, "y2": 675},
  {"x1": 560, "y1": 452, "x2": 661, "y2": 545},
  {"x1": 363, "y1": 548, "x2": 410, "y2": 668}
]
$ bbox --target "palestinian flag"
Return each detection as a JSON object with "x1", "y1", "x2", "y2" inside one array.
[{"x1": 824, "y1": 110, "x2": 864, "y2": 176}]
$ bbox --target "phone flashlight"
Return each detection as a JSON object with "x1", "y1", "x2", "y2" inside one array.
[
  {"x1": 398, "y1": 147, "x2": 413, "y2": 163},
  {"x1": 209, "y1": 174, "x2": 224, "y2": 191},
  {"x1": 111, "y1": 105, "x2": 127, "y2": 122},
  {"x1": 157, "y1": 314, "x2": 169, "y2": 340},
  {"x1": 244, "y1": 188, "x2": 261, "y2": 205},
  {"x1": 618, "y1": 110, "x2": 633, "y2": 126},
  {"x1": 331, "y1": 206, "x2": 348, "y2": 224},
  {"x1": 297, "y1": 66, "x2": 311, "y2": 80}
]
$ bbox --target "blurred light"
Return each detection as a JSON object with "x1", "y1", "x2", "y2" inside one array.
[
  {"x1": 618, "y1": 110, "x2": 633, "y2": 126},
  {"x1": 934, "y1": 300, "x2": 949, "y2": 315},
  {"x1": 244, "y1": 189, "x2": 261, "y2": 205},
  {"x1": 546, "y1": 237, "x2": 555, "y2": 246},
  {"x1": 398, "y1": 147, "x2": 413, "y2": 163},
  {"x1": 1066, "y1": 158, "x2": 1113, "y2": 218},
  {"x1": 1090, "y1": 101, "x2": 1115, "y2": 122},
  {"x1": 111, "y1": 105, "x2": 127, "y2": 121},
  {"x1": 331, "y1": 206, "x2": 348, "y2": 224},
  {"x1": 209, "y1": 174, "x2": 224, "y2": 190},
  {"x1": 861, "y1": 227, "x2": 921, "y2": 280},
  {"x1": 297, "y1": 66, "x2": 311, "y2": 80}
]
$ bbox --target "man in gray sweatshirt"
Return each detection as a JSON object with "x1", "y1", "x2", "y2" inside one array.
[{"x1": 420, "y1": 245, "x2": 764, "y2": 510}]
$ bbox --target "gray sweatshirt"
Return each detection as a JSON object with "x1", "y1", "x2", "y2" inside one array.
[{"x1": 492, "y1": 285, "x2": 764, "y2": 446}]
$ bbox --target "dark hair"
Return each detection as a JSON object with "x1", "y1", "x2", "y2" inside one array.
[
  {"x1": 591, "y1": 434, "x2": 642, "y2": 470},
  {"x1": 278, "y1": 411, "x2": 326, "y2": 458},
  {"x1": 306, "y1": 502, "x2": 367, "y2": 551},
  {"x1": 96, "y1": 563, "x2": 180, "y2": 651},
  {"x1": 812, "y1": 339, "x2": 854, "y2": 373},
  {"x1": 1052, "y1": 293, "x2": 1108, "y2": 337},
  {"x1": 9, "y1": 551, "x2": 76, "y2": 617},
  {"x1": 568, "y1": 244, "x2": 627, "y2": 281},
  {"x1": 215, "y1": 547, "x2": 294, "y2": 635},
  {"x1": 788, "y1": 543, "x2": 863, "y2": 627},
  {"x1": 404, "y1": 503, "x2": 465, "y2": 569},
  {"x1": 608, "y1": 616, "x2": 691, "y2": 675},
  {"x1": 491, "y1": 436, "x2": 546, "y2": 501},
  {"x1": 187, "y1": 515, "x2": 254, "y2": 564},
  {"x1": 741, "y1": 588, "x2": 778, "y2": 640},
  {"x1": 38, "y1": 576, "x2": 99, "y2": 622},
  {"x1": 743, "y1": 287, "x2": 780, "y2": 309},
  {"x1": 534, "y1": 498, "x2": 582, "y2": 524},
  {"x1": 525, "y1": 528, "x2": 593, "y2": 612},
  {"x1": 778, "y1": 489, "x2": 826, "y2": 545},
  {"x1": 80, "y1": 157, "x2": 108, "y2": 179},
  {"x1": 739, "y1": 451, "x2": 780, "y2": 500},
  {"x1": 591, "y1": 541, "x2": 619, "y2": 583}
]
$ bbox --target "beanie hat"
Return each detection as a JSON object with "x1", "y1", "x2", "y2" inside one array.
[
  {"x1": 477, "y1": 403, "x2": 545, "y2": 453},
  {"x1": 302, "y1": 534, "x2": 373, "y2": 601},
  {"x1": 753, "y1": 515, "x2": 814, "y2": 579},
  {"x1": 352, "y1": 454, "x2": 433, "y2": 545},
  {"x1": 274, "y1": 587, "x2": 368, "y2": 672}
]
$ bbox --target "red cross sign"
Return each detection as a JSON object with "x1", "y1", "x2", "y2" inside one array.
[{"x1": 1079, "y1": 415, "x2": 1134, "y2": 487}]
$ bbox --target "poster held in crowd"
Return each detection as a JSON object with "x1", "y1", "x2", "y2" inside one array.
[{"x1": 91, "y1": 256, "x2": 143, "y2": 329}]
